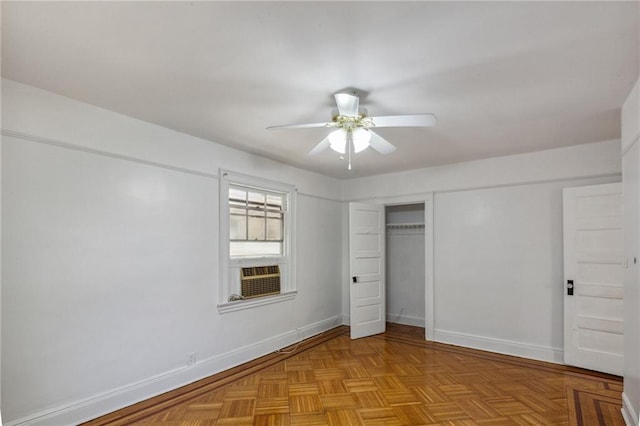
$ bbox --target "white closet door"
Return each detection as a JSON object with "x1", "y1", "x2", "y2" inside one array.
[{"x1": 349, "y1": 202, "x2": 386, "y2": 339}]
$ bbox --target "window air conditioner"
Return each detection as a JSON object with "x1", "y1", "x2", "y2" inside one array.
[{"x1": 240, "y1": 265, "x2": 281, "y2": 299}]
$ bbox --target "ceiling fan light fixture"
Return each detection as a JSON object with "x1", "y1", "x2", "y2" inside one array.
[
  {"x1": 352, "y1": 128, "x2": 371, "y2": 153},
  {"x1": 328, "y1": 128, "x2": 371, "y2": 154},
  {"x1": 328, "y1": 129, "x2": 347, "y2": 154}
]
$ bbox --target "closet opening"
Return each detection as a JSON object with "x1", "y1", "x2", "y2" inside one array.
[{"x1": 385, "y1": 203, "x2": 426, "y2": 334}]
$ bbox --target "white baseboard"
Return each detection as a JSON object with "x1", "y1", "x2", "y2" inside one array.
[
  {"x1": 622, "y1": 392, "x2": 638, "y2": 426},
  {"x1": 5, "y1": 316, "x2": 341, "y2": 426},
  {"x1": 340, "y1": 313, "x2": 350, "y2": 325},
  {"x1": 386, "y1": 314, "x2": 425, "y2": 328},
  {"x1": 433, "y1": 329, "x2": 564, "y2": 364}
]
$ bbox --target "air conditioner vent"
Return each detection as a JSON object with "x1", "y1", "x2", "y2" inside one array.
[{"x1": 240, "y1": 265, "x2": 280, "y2": 299}]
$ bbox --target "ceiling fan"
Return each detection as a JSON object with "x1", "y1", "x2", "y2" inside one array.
[{"x1": 267, "y1": 91, "x2": 437, "y2": 170}]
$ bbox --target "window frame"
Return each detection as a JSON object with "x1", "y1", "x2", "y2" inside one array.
[{"x1": 218, "y1": 169, "x2": 297, "y2": 313}]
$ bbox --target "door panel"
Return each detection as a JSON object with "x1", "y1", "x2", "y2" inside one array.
[
  {"x1": 563, "y1": 183, "x2": 623, "y2": 375},
  {"x1": 349, "y1": 202, "x2": 385, "y2": 339}
]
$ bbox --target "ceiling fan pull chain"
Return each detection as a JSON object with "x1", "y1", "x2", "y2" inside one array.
[{"x1": 347, "y1": 130, "x2": 353, "y2": 170}]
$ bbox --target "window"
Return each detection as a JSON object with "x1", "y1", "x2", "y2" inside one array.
[
  {"x1": 218, "y1": 170, "x2": 297, "y2": 312},
  {"x1": 229, "y1": 185, "x2": 284, "y2": 257}
]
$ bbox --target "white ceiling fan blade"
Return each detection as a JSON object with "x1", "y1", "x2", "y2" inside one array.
[
  {"x1": 334, "y1": 93, "x2": 359, "y2": 117},
  {"x1": 370, "y1": 114, "x2": 437, "y2": 128},
  {"x1": 368, "y1": 131, "x2": 396, "y2": 154},
  {"x1": 308, "y1": 137, "x2": 330, "y2": 155},
  {"x1": 267, "y1": 122, "x2": 329, "y2": 130}
]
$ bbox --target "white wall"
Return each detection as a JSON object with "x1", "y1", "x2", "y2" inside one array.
[
  {"x1": 343, "y1": 139, "x2": 621, "y2": 201},
  {"x1": 0, "y1": 99, "x2": 3, "y2": 417},
  {"x1": 622, "y1": 77, "x2": 640, "y2": 426},
  {"x1": 623, "y1": 79, "x2": 640, "y2": 154},
  {"x1": 1, "y1": 79, "x2": 343, "y2": 425},
  {"x1": 386, "y1": 205, "x2": 425, "y2": 327},
  {"x1": 342, "y1": 141, "x2": 622, "y2": 363}
]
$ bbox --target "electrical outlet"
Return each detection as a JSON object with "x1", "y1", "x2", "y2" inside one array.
[{"x1": 187, "y1": 352, "x2": 196, "y2": 367}]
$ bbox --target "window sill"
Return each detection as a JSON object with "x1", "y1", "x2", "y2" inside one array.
[{"x1": 217, "y1": 291, "x2": 297, "y2": 314}]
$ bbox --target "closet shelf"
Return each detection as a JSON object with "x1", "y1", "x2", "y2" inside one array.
[{"x1": 386, "y1": 223, "x2": 425, "y2": 229}]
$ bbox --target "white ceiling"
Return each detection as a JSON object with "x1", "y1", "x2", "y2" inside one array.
[{"x1": 2, "y1": 1, "x2": 638, "y2": 179}]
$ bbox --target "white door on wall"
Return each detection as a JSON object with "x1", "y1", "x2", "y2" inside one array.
[
  {"x1": 563, "y1": 182, "x2": 624, "y2": 375},
  {"x1": 349, "y1": 202, "x2": 386, "y2": 339}
]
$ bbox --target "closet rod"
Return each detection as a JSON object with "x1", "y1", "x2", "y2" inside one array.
[{"x1": 385, "y1": 222, "x2": 425, "y2": 229}]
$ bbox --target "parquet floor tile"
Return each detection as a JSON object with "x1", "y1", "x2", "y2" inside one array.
[
  {"x1": 567, "y1": 387, "x2": 625, "y2": 426},
  {"x1": 84, "y1": 324, "x2": 624, "y2": 425}
]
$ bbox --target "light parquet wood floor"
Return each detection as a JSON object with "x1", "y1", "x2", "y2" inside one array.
[{"x1": 84, "y1": 324, "x2": 624, "y2": 425}]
